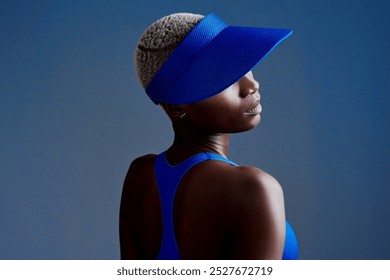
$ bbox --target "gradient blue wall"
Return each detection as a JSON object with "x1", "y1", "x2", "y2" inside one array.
[{"x1": 1, "y1": 0, "x2": 389, "y2": 259}]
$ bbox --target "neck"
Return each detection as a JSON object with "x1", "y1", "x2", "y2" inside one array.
[{"x1": 166, "y1": 125, "x2": 229, "y2": 164}]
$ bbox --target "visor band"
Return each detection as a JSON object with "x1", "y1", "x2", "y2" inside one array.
[{"x1": 146, "y1": 13, "x2": 228, "y2": 104}]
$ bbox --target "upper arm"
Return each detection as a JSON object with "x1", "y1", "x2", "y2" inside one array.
[
  {"x1": 119, "y1": 154, "x2": 157, "y2": 260},
  {"x1": 119, "y1": 160, "x2": 142, "y2": 259},
  {"x1": 229, "y1": 168, "x2": 286, "y2": 259},
  {"x1": 119, "y1": 209, "x2": 140, "y2": 259}
]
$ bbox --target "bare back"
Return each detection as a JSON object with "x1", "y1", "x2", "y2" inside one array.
[{"x1": 119, "y1": 153, "x2": 286, "y2": 259}]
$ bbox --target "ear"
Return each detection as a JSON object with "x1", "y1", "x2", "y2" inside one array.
[{"x1": 160, "y1": 103, "x2": 187, "y2": 120}]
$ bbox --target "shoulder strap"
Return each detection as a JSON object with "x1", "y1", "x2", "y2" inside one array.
[{"x1": 203, "y1": 152, "x2": 238, "y2": 167}]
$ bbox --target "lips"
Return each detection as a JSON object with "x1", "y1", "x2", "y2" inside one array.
[{"x1": 244, "y1": 97, "x2": 262, "y2": 115}]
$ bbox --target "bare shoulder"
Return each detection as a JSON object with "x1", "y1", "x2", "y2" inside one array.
[
  {"x1": 121, "y1": 154, "x2": 157, "y2": 209},
  {"x1": 182, "y1": 162, "x2": 286, "y2": 259},
  {"x1": 223, "y1": 165, "x2": 286, "y2": 259},
  {"x1": 204, "y1": 163, "x2": 284, "y2": 202},
  {"x1": 126, "y1": 154, "x2": 156, "y2": 175},
  {"x1": 233, "y1": 165, "x2": 283, "y2": 198},
  {"x1": 120, "y1": 153, "x2": 160, "y2": 259},
  {"x1": 190, "y1": 162, "x2": 285, "y2": 220},
  {"x1": 193, "y1": 163, "x2": 287, "y2": 259},
  {"x1": 230, "y1": 165, "x2": 284, "y2": 213},
  {"x1": 123, "y1": 154, "x2": 156, "y2": 185}
]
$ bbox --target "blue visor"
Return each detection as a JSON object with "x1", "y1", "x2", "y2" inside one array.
[{"x1": 146, "y1": 13, "x2": 292, "y2": 105}]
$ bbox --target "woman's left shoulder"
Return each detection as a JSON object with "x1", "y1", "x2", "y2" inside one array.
[
  {"x1": 223, "y1": 164, "x2": 283, "y2": 195},
  {"x1": 197, "y1": 162, "x2": 284, "y2": 205}
]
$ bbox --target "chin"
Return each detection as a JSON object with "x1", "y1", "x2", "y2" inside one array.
[
  {"x1": 231, "y1": 116, "x2": 261, "y2": 133},
  {"x1": 246, "y1": 115, "x2": 261, "y2": 130}
]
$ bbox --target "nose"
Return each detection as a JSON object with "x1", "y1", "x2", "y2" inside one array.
[{"x1": 239, "y1": 71, "x2": 259, "y2": 98}]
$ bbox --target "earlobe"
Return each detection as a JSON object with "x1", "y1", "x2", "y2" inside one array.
[
  {"x1": 179, "y1": 112, "x2": 187, "y2": 119},
  {"x1": 162, "y1": 103, "x2": 187, "y2": 120}
]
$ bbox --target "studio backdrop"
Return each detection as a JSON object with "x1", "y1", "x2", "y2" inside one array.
[{"x1": 0, "y1": 0, "x2": 389, "y2": 259}]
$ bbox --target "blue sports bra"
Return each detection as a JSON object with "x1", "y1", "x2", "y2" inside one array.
[{"x1": 154, "y1": 151, "x2": 298, "y2": 260}]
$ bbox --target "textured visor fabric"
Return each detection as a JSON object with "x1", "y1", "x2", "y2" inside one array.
[{"x1": 146, "y1": 13, "x2": 292, "y2": 105}]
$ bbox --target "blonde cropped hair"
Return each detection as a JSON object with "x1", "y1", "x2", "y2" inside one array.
[{"x1": 134, "y1": 13, "x2": 204, "y2": 89}]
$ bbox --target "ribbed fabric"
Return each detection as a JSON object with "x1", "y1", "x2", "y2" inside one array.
[
  {"x1": 154, "y1": 151, "x2": 298, "y2": 260},
  {"x1": 145, "y1": 13, "x2": 292, "y2": 104}
]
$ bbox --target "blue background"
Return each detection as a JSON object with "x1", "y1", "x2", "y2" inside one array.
[{"x1": 1, "y1": 0, "x2": 389, "y2": 259}]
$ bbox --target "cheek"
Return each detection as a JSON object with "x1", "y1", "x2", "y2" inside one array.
[
  {"x1": 187, "y1": 104, "x2": 232, "y2": 131},
  {"x1": 208, "y1": 105, "x2": 254, "y2": 132},
  {"x1": 189, "y1": 109, "x2": 260, "y2": 133},
  {"x1": 186, "y1": 97, "x2": 260, "y2": 132}
]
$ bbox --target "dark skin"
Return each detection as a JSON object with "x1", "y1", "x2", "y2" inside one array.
[{"x1": 119, "y1": 71, "x2": 286, "y2": 259}]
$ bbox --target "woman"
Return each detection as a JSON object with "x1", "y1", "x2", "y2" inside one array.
[{"x1": 119, "y1": 12, "x2": 298, "y2": 260}]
